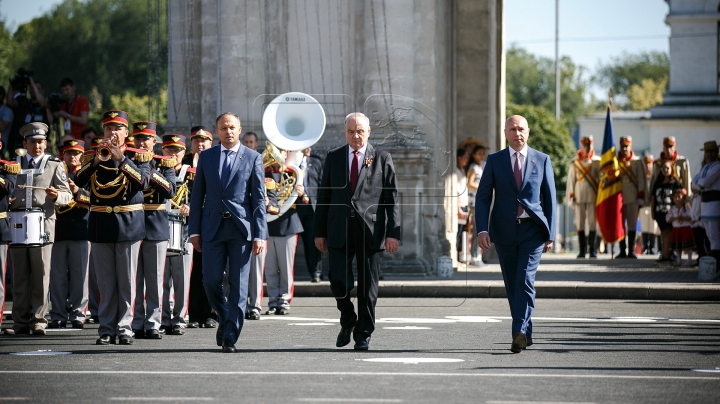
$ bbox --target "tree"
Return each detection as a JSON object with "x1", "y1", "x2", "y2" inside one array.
[
  {"x1": 627, "y1": 77, "x2": 667, "y2": 111},
  {"x1": 506, "y1": 103, "x2": 575, "y2": 194},
  {"x1": 592, "y1": 51, "x2": 669, "y2": 109},
  {"x1": 0, "y1": 20, "x2": 19, "y2": 87}
]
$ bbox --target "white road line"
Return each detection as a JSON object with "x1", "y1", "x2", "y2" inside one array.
[
  {"x1": 296, "y1": 400, "x2": 402, "y2": 403},
  {"x1": 0, "y1": 371, "x2": 717, "y2": 381},
  {"x1": 0, "y1": 399, "x2": 31, "y2": 401},
  {"x1": 487, "y1": 402, "x2": 595, "y2": 404},
  {"x1": 108, "y1": 398, "x2": 214, "y2": 401}
]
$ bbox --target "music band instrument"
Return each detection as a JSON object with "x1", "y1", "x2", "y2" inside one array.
[
  {"x1": 167, "y1": 211, "x2": 186, "y2": 256},
  {"x1": 10, "y1": 209, "x2": 49, "y2": 246}
]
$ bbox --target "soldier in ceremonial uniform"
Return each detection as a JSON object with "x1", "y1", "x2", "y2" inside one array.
[
  {"x1": 566, "y1": 135, "x2": 601, "y2": 258},
  {"x1": 651, "y1": 136, "x2": 692, "y2": 195},
  {"x1": 130, "y1": 122, "x2": 176, "y2": 340},
  {"x1": 160, "y1": 134, "x2": 192, "y2": 335},
  {"x1": 0, "y1": 138, "x2": 18, "y2": 331},
  {"x1": 616, "y1": 136, "x2": 647, "y2": 259},
  {"x1": 74, "y1": 110, "x2": 150, "y2": 345},
  {"x1": 4, "y1": 122, "x2": 71, "y2": 336},
  {"x1": 49, "y1": 139, "x2": 91, "y2": 329},
  {"x1": 185, "y1": 126, "x2": 216, "y2": 328},
  {"x1": 85, "y1": 135, "x2": 104, "y2": 324}
]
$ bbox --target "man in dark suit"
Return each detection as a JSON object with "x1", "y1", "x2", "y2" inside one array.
[
  {"x1": 314, "y1": 112, "x2": 401, "y2": 351},
  {"x1": 297, "y1": 147, "x2": 323, "y2": 282},
  {"x1": 189, "y1": 112, "x2": 267, "y2": 353},
  {"x1": 475, "y1": 115, "x2": 556, "y2": 353}
]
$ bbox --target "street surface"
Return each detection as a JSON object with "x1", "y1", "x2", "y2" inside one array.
[{"x1": 1, "y1": 298, "x2": 719, "y2": 403}]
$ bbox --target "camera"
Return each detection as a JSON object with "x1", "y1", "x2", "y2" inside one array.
[
  {"x1": 47, "y1": 93, "x2": 67, "y2": 113},
  {"x1": 9, "y1": 67, "x2": 34, "y2": 93}
]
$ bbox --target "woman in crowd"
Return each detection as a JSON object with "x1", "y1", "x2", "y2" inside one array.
[{"x1": 651, "y1": 159, "x2": 681, "y2": 262}]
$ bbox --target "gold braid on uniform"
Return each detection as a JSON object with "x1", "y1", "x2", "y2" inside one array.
[
  {"x1": 2, "y1": 161, "x2": 20, "y2": 174},
  {"x1": 91, "y1": 172, "x2": 128, "y2": 199},
  {"x1": 170, "y1": 181, "x2": 189, "y2": 208},
  {"x1": 134, "y1": 150, "x2": 154, "y2": 163},
  {"x1": 55, "y1": 200, "x2": 77, "y2": 214},
  {"x1": 159, "y1": 156, "x2": 177, "y2": 168}
]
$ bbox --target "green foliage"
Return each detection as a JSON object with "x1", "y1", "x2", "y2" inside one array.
[
  {"x1": 107, "y1": 88, "x2": 167, "y2": 131},
  {"x1": 506, "y1": 45, "x2": 589, "y2": 126},
  {"x1": 593, "y1": 50, "x2": 669, "y2": 109},
  {"x1": 507, "y1": 103, "x2": 575, "y2": 193},
  {"x1": 0, "y1": 21, "x2": 19, "y2": 87}
]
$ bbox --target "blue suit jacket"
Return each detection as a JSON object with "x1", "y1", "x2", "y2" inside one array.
[
  {"x1": 475, "y1": 147, "x2": 556, "y2": 245},
  {"x1": 188, "y1": 144, "x2": 268, "y2": 242}
]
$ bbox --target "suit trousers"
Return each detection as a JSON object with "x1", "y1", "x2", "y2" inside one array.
[
  {"x1": 298, "y1": 209, "x2": 322, "y2": 278},
  {"x1": 188, "y1": 248, "x2": 213, "y2": 323},
  {"x1": 202, "y1": 217, "x2": 252, "y2": 344},
  {"x1": 162, "y1": 243, "x2": 193, "y2": 327},
  {"x1": 265, "y1": 234, "x2": 297, "y2": 309},
  {"x1": 88, "y1": 249, "x2": 99, "y2": 317},
  {"x1": 133, "y1": 240, "x2": 168, "y2": 331},
  {"x1": 93, "y1": 241, "x2": 141, "y2": 337},
  {"x1": 0, "y1": 244, "x2": 6, "y2": 327},
  {"x1": 50, "y1": 240, "x2": 90, "y2": 322},
  {"x1": 10, "y1": 244, "x2": 53, "y2": 329},
  {"x1": 247, "y1": 241, "x2": 266, "y2": 313},
  {"x1": 328, "y1": 216, "x2": 382, "y2": 342},
  {"x1": 574, "y1": 202, "x2": 597, "y2": 232},
  {"x1": 494, "y1": 221, "x2": 545, "y2": 338}
]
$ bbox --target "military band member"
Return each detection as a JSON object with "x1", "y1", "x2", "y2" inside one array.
[
  {"x1": 161, "y1": 134, "x2": 192, "y2": 335},
  {"x1": 640, "y1": 154, "x2": 658, "y2": 254},
  {"x1": 4, "y1": 122, "x2": 71, "y2": 336},
  {"x1": 74, "y1": 110, "x2": 150, "y2": 345},
  {"x1": 185, "y1": 126, "x2": 216, "y2": 328},
  {"x1": 651, "y1": 136, "x2": 692, "y2": 195},
  {"x1": 616, "y1": 136, "x2": 647, "y2": 259},
  {"x1": 85, "y1": 134, "x2": 104, "y2": 324},
  {"x1": 131, "y1": 122, "x2": 176, "y2": 340},
  {"x1": 0, "y1": 139, "x2": 18, "y2": 331},
  {"x1": 566, "y1": 135, "x2": 600, "y2": 258},
  {"x1": 49, "y1": 139, "x2": 91, "y2": 329}
]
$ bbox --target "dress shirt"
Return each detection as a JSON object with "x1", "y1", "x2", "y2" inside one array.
[
  {"x1": 220, "y1": 142, "x2": 241, "y2": 178},
  {"x1": 26, "y1": 154, "x2": 43, "y2": 169},
  {"x1": 510, "y1": 145, "x2": 530, "y2": 218},
  {"x1": 349, "y1": 144, "x2": 368, "y2": 173}
]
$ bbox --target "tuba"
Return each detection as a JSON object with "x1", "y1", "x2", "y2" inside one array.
[{"x1": 261, "y1": 92, "x2": 326, "y2": 221}]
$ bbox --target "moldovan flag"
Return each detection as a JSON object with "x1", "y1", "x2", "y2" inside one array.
[{"x1": 595, "y1": 101, "x2": 624, "y2": 243}]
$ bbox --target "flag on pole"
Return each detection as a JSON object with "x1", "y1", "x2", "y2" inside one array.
[{"x1": 595, "y1": 95, "x2": 624, "y2": 244}]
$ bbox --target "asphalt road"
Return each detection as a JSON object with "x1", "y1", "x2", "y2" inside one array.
[{"x1": 1, "y1": 298, "x2": 719, "y2": 403}]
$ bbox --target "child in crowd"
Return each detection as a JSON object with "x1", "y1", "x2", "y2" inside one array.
[{"x1": 666, "y1": 187, "x2": 696, "y2": 266}]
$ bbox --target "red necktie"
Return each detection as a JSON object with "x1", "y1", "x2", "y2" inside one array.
[
  {"x1": 350, "y1": 150, "x2": 359, "y2": 193},
  {"x1": 514, "y1": 152, "x2": 524, "y2": 216}
]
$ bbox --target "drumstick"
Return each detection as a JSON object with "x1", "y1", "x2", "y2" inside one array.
[{"x1": 18, "y1": 185, "x2": 49, "y2": 190}]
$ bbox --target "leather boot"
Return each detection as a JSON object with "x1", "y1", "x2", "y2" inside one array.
[
  {"x1": 588, "y1": 231, "x2": 597, "y2": 258},
  {"x1": 616, "y1": 238, "x2": 628, "y2": 258},
  {"x1": 576, "y1": 231, "x2": 586, "y2": 259},
  {"x1": 627, "y1": 231, "x2": 638, "y2": 258}
]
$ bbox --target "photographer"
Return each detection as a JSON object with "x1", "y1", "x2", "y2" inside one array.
[
  {"x1": 6, "y1": 68, "x2": 35, "y2": 158},
  {"x1": 0, "y1": 86, "x2": 13, "y2": 155},
  {"x1": 56, "y1": 77, "x2": 89, "y2": 138},
  {"x1": 29, "y1": 79, "x2": 50, "y2": 126}
]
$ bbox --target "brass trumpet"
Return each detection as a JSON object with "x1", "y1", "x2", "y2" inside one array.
[{"x1": 97, "y1": 135, "x2": 119, "y2": 161}]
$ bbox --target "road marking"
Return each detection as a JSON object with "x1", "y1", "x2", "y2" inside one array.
[
  {"x1": 0, "y1": 398, "x2": 31, "y2": 401},
  {"x1": 445, "y1": 316, "x2": 502, "y2": 323},
  {"x1": 1, "y1": 371, "x2": 717, "y2": 381},
  {"x1": 44, "y1": 329, "x2": 83, "y2": 332},
  {"x1": 487, "y1": 402, "x2": 596, "y2": 404},
  {"x1": 296, "y1": 399, "x2": 402, "y2": 403},
  {"x1": 376, "y1": 318, "x2": 456, "y2": 324},
  {"x1": 382, "y1": 326, "x2": 432, "y2": 330},
  {"x1": 288, "y1": 323, "x2": 334, "y2": 326},
  {"x1": 359, "y1": 358, "x2": 464, "y2": 364},
  {"x1": 9, "y1": 351, "x2": 72, "y2": 356},
  {"x1": 108, "y1": 398, "x2": 214, "y2": 401},
  {"x1": 692, "y1": 368, "x2": 720, "y2": 373},
  {"x1": 256, "y1": 315, "x2": 720, "y2": 325}
]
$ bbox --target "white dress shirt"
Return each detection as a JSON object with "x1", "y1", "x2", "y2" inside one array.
[
  {"x1": 348, "y1": 144, "x2": 368, "y2": 173},
  {"x1": 26, "y1": 154, "x2": 43, "y2": 169}
]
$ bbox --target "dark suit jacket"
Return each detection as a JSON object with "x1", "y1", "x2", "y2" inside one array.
[
  {"x1": 188, "y1": 144, "x2": 267, "y2": 242},
  {"x1": 314, "y1": 144, "x2": 401, "y2": 250},
  {"x1": 299, "y1": 154, "x2": 322, "y2": 212},
  {"x1": 0, "y1": 169, "x2": 16, "y2": 243},
  {"x1": 475, "y1": 147, "x2": 556, "y2": 244}
]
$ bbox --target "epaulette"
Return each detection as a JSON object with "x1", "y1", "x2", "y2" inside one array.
[
  {"x1": 48, "y1": 156, "x2": 62, "y2": 162},
  {"x1": 187, "y1": 167, "x2": 196, "y2": 181},
  {"x1": 133, "y1": 149, "x2": 154, "y2": 163},
  {"x1": 81, "y1": 150, "x2": 96, "y2": 165},
  {"x1": 0, "y1": 160, "x2": 20, "y2": 174},
  {"x1": 264, "y1": 177, "x2": 276, "y2": 190},
  {"x1": 157, "y1": 155, "x2": 177, "y2": 168}
]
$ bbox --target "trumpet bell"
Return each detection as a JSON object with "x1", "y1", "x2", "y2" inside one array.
[
  {"x1": 15, "y1": 148, "x2": 27, "y2": 158},
  {"x1": 262, "y1": 92, "x2": 326, "y2": 151}
]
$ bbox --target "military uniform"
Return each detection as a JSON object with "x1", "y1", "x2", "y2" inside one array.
[
  {"x1": 0, "y1": 159, "x2": 18, "y2": 330},
  {"x1": 246, "y1": 175, "x2": 279, "y2": 319},
  {"x1": 6, "y1": 123, "x2": 72, "y2": 335},
  {"x1": 617, "y1": 136, "x2": 647, "y2": 258},
  {"x1": 85, "y1": 135, "x2": 105, "y2": 323},
  {"x1": 130, "y1": 122, "x2": 176, "y2": 339},
  {"x1": 650, "y1": 136, "x2": 692, "y2": 196},
  {"x1": 49, "y1": 139, "x2": 91, "y2": 328},
  {"x1": 73, "y1": 110, "x2": 150, "y2": 345},
  {"x1": 161, "y1": 135, "x2": 193, "y2": 334},
  {"x1": 566, "y1": 136, "x2": 601, "y2": 258}
]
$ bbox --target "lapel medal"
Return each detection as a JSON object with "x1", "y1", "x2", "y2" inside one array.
[{"x1": 364, "y1": 156, "x2": 374, "y2": 167}]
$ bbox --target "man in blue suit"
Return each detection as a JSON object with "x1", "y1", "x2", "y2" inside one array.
[
  {"x1": 475, "y1": 115, "x2": 556, "y2": 353},
  {"x1": 189, "y1": 112, "x2": 267, "y2": 353}
]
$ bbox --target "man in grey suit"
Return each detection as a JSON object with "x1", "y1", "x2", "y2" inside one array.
[
  {"x1": 315, "y1": 112, "x2": 401, "y2": 351},
  {"x1": 189, "y1": 112, "x2": 267, "y2": 353},
  {"x1": 475, "y1": 115, "x2": 556, "y2": 353}
]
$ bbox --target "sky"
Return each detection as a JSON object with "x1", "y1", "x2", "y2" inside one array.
[{"x1": 2, "y1": 0, "x2": 670, "y2": 83}]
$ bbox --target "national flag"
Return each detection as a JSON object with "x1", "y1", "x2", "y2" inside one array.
[{"x1": 595, "y1": 100, "x2": 624, "y2": 244}]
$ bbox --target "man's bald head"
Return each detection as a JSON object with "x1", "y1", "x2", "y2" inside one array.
[{"x1": 504, "y1": 115, "x2": 530, "y2": 152}]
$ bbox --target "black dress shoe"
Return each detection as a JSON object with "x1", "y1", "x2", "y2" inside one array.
[
  {"x1": 246, "y1": 311, "x2": 260, "y2": 320},
  {"x1": 511, "y1": 332, "x2": 527, "y2": 353},
  {"x1": 202, "y1": 318, "x2": 218, "y2": 328},
  {"x1": 311, "y1": 276, "x2": 321, "y2": 283},
  {"x1": 159, "y1": 325, "x2": 171, "y2": 334},
  {"x1": 133, "y1": 329, "x2": 145, "y2": 339},
  {"x1": 266, "y1": 307, "x2": 277, "y2": 315},
  {"x1": 222, "y1": 339, "x2": 236, "y2": 353},
  {"x1": 71, "y1": 320, "x2": 84, "y2": 329},
  {"x1": 145, "y1": 329, "x2": 162, "y2": 339},
  {"x1": 96, "y1": 334, "x2": 116, "y2": 345},
  {"x1": 525, "y1": 337, "x2": 533, "y2": 348},
  {"x1": 91, "y1": 315, "x2": 99, "y2": 323},
  {"x1": 354, "y1": 337, "x2": 370, "y2": 351},
  {"x1": 336, "y1": 327, "x2": 353, "y2": 347},
  {"x1": 216, "y1": 325, "x2": 225, "y2": 347},
  {"x1": 171, "y1": 325, "x2": 185, "y2": 335},
  {"x1": 119, "y1": 335, "x2": 134, "y2": 345},
  {"x1": 187, "y1": 322, "x2": 200, "y2": 328},
  {"x1": 48, "y1": 320, "x2": 66, "y2": 329},
  {"x1": 276, "y1": 307, "x2": 289, "y2": 315}
]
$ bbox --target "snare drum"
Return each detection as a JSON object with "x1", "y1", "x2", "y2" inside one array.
[
  {"x1": 167, "y1": 211, "x2": 186, "y2": 256},
  {"x1": 10, "y1": 209, "x2": 48, "y2": 247}
]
